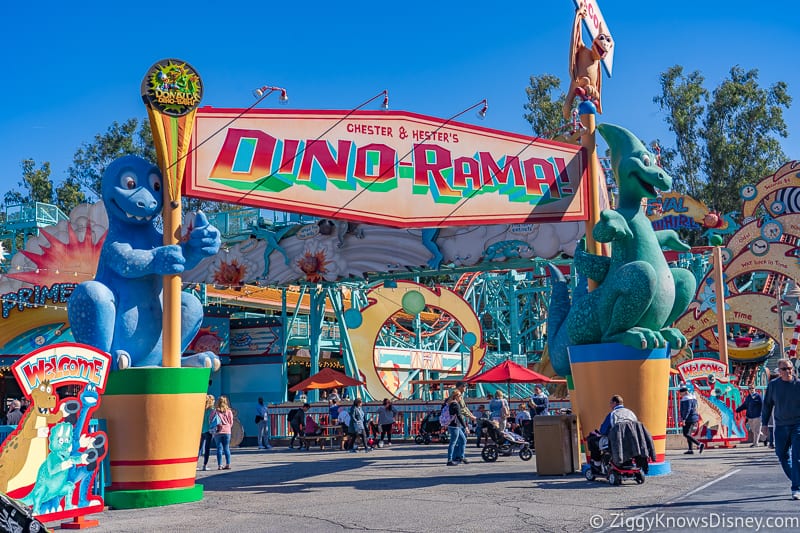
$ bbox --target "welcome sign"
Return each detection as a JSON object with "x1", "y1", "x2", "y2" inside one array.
[
  {"x1": 2, "y1": 343, "x2": 110, "y2": 526},
  {"x1": 185, "y1": 109, "x2": 588, "y2": 228}
]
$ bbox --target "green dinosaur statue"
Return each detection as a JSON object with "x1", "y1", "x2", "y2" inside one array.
[{"x1": 547, "y1": 123, "x2": 697, "y2": 377}]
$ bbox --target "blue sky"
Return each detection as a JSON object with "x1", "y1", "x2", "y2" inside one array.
[{"x1": 1, "y1": 1, "x2": 797, "y2": 201}]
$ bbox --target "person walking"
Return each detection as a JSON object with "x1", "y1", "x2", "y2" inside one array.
[
  {"x1": 678, "y1": 386, "x2": 704, "y2": 455},
  {"x1": 255, "y1": 397, "x2": 272, "y2": 450},
  {"x1": 348, "y1": 398, "x2": 372, "y2": 452},
  {"x1": 210, "y1": 396, "x2": 234, "y2": 470},
  {"x1": 198, "y1": 394, "x2": 215, "y2": 471},
  {"x1": 762, "y1": 358, "x2": 800, "y2": 499},
  {"x1": 377, "y1": 399, "x2": 397, "y2": 447},
  {"x1": 446, "y1": 390, "x2": 468, "y2": 465},
  {"x1": 736, "y1": 385, "x2": 764, "y2": 447},
  {"x1": 489, "y1": 391, "x2": 510, "y2": 432}
]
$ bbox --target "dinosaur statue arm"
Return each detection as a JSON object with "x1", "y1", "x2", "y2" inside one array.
[
  {"x1": 574, "y1": 249, "x2": 611, "y2": 284},
  {"x1": 181, "y1": 212, "x2": 222, "y2": 270},
  {"x1": 593, "y1": 210, "x2": 632, "y2": 243},
  {"x1": 107, "y1": 241, "x2": 185, "y2": 277},
  {"x1": 656, "y1": 230, "x2": 691, "y2": 252}
]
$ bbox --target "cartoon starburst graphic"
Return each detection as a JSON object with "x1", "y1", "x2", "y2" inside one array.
[
  {"x1": 8, "y1": 223, "x2": 104, "y2": 285},
  {"x1": 297, "y1": 250, "x2": 330, "y2": 283},
  {"x1": 213, "y1": 260, "x2": 248, "y2": 286}
]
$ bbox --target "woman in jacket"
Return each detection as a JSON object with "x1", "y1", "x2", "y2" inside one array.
[
  {"x1": 679, "y1": 386, "x2": 705, "y2": 455},
  {"x1": 198, "y1": 394, "x2": 215, "y2": 471},
  {"x1": 210, "y1": 396, "x2": 235, "y2": 469},
  {"x1": 377, "y1": 399, "x2": 397, "y2": 447},
  {"x1": 349, "y1": 398, "x2": 372, "y2": 453},
  {"x1": 446, "y1": 390, "x2": 468, "y2": 466}
]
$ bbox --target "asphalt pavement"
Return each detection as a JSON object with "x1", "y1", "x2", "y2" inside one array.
[{"x1": 58, "y1": 442, "x2": 793, "y2": 533}]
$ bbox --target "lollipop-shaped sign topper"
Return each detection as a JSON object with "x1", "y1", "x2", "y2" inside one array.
[
  {"x1": 141, "y1": 59, "x2": 203, "y2": 368},
  {"x1": 141, "y1": 58, "x2": 203, "y2": 117}
]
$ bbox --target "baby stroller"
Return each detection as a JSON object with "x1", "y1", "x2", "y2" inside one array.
[
  {"x1": 584, "y1": 420, "x2": 655, "y2": 486},
  {"x1": 414, "y1": 410, "x2": 450, "y2": 444},
  {"x1": 481, "y1": 421, "x2": 533, "y2": 462}
]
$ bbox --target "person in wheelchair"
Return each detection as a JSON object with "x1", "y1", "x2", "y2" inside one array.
[{"x1": 586, "y1": 395, "x2": 655, "y2": 478}]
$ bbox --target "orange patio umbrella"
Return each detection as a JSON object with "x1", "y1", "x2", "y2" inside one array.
[{"x1": 289, "y1": 367, "x2": 364, "y2": 392}]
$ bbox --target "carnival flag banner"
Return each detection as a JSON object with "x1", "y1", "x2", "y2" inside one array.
[{"x1": 0, "y1": 343, "x2": 111, "y2": 526}]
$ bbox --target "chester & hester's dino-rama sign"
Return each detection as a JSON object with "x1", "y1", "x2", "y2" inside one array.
[{"x1": 184, "y1": 108, "x2": 588, "y2": 228}]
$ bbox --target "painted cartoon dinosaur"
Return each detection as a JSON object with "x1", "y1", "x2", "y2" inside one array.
[
  {"x1": 22, "y1": 423, "x2": 89, "y2": 515},
  {"x1": 67, "y1": 156, "x2": 222, "y2": 370},
  {"x1": 483, "y1": 240, "x2": 534, "y2": 262},
  {"x1": 0, "y1": 381, "x2": 63, "y2": 493},
  {"x1": 547, "y1": 124, "x2": 697, "y2": 376},
  {"x1": 64, "y1": 384, "x2": 104, "y2": 509}
]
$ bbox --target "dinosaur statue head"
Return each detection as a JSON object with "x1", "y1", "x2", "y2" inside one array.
[
  {"x1": 30, "y1": 380, "x2": 58, "y2": 415},
  {"x1": 101, "y1": 155, "x2": 163, "y2": 226},
  {"x1": 48, "y1": 423, "x2": 74, "y2": 460},
  {"x1": 597, "y1": 123, "x2": 672, "y2": 206}
]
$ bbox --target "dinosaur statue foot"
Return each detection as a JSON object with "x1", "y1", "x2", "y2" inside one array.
[
  {"x1": 182, "y1": 351, "x2": 221, "y2": 372},
  {"x1": 113, "y1": 350, "x2": 132, "y2": 370},
  {"x1": 660, "y1": 327, "x2": 688, "y2": 350},
  {"x1": 606, "y1": 327, "x2": 666, "y2": 351}
]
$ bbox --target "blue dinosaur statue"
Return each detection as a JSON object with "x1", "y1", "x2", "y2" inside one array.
[
  {"x1": 68, "y1": 156, "x2": 222, "y2": 370},
  {"x1": 547, "y1": 124, "x2": 697, "y2": 377}
]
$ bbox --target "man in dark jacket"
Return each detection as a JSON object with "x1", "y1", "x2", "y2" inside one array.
[
  {"x1": 736, "y1": 386, "x2": 764, "y2": 447},
  {"x1": 678, "y1": 386, "x2": 704, "y2": 455},
  {"x1": 5, "y1": 400, "x2": 22, "y2": 425},
  {"x1": 762, "y1": 359, "x2": 800, "y2": 500},
  {"x1": 288, "y1": 404, "x2": 308, "y2": 450}
]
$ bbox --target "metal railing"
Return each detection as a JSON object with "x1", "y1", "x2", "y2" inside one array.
[{"x1": 264, "y1": 400, "x2": 571, "y2": 440}]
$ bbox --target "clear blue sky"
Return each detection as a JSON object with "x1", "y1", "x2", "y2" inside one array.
[{"x1": 1, "y1": 1, "x2": 797, "y2": 201}]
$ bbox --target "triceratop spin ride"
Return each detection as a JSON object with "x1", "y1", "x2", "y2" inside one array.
[{"x1": 547, "y1": 123, "x2": 697, "y2": 377}]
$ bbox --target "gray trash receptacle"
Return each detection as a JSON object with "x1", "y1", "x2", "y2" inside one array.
[{"x1": 533, "y1": 415, "x2": 580, "y2": 475}]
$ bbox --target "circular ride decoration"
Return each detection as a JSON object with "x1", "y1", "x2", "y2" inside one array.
[
  {"x1": 347, "y1": 281, "x2": 486, "y2": 399},
  {"x1": 140, "y1": 58, "x2": 203, "y2": 117},
  {"x1": 401, "y1": 290, "x2": 426, "y2": 315}
]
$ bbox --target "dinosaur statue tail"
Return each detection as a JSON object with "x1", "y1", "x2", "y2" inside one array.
[{"x1": 546, "y1": 263, "x2": 573, "y2": 377}]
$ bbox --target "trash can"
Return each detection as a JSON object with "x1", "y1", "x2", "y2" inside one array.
[{"x1": 533, "y1": 415, "x2": 580, "y2": 475}]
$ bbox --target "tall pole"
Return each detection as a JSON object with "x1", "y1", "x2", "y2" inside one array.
[
  {"x1": 712, "y1": 245, "x2": 729, "y2": 369},
  {"x1": 580, "y1": 102, "x2": 604, "y2": 291},
  {"x1": 777, "y1": 278, "x2": 786, "y2": 357},
  {"x1": 141, "y1": 59, "x2": 203, "y2": 367}
]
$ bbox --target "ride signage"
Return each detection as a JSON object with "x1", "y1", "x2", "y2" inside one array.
[{"x1": 185, "y1": 108, "x2": 587, "y2": 228}]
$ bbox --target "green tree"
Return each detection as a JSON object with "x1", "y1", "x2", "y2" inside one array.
[
  {"x1": 5, "y1": 159, "x2": 55, "y2": 205},
  {"x1": 55, "y1": 177, "x2": 87, "y2": 214},
  {"x1": 703, "y1": 66, "x2": 790, "y2": 216},
  {"x1": 653, "y1": 66, "x2": 707, "y2": 198},
  {"x1": 523, "y1": 74, "x2": 567, "y2": 138},
  {"x1": 654, "y1": 65, "x2": 790, "y2": 216},
  {"x1": 68, "y1": 118, "x2": 156, "y2": 199}
]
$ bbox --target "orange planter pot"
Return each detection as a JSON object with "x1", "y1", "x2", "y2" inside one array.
[
  {"x1": 568, "y1": 343, "x2": 671, "y2": 475},
  {"x1": 96, "y1": 367, "x2": 210, "y2": 508}
]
